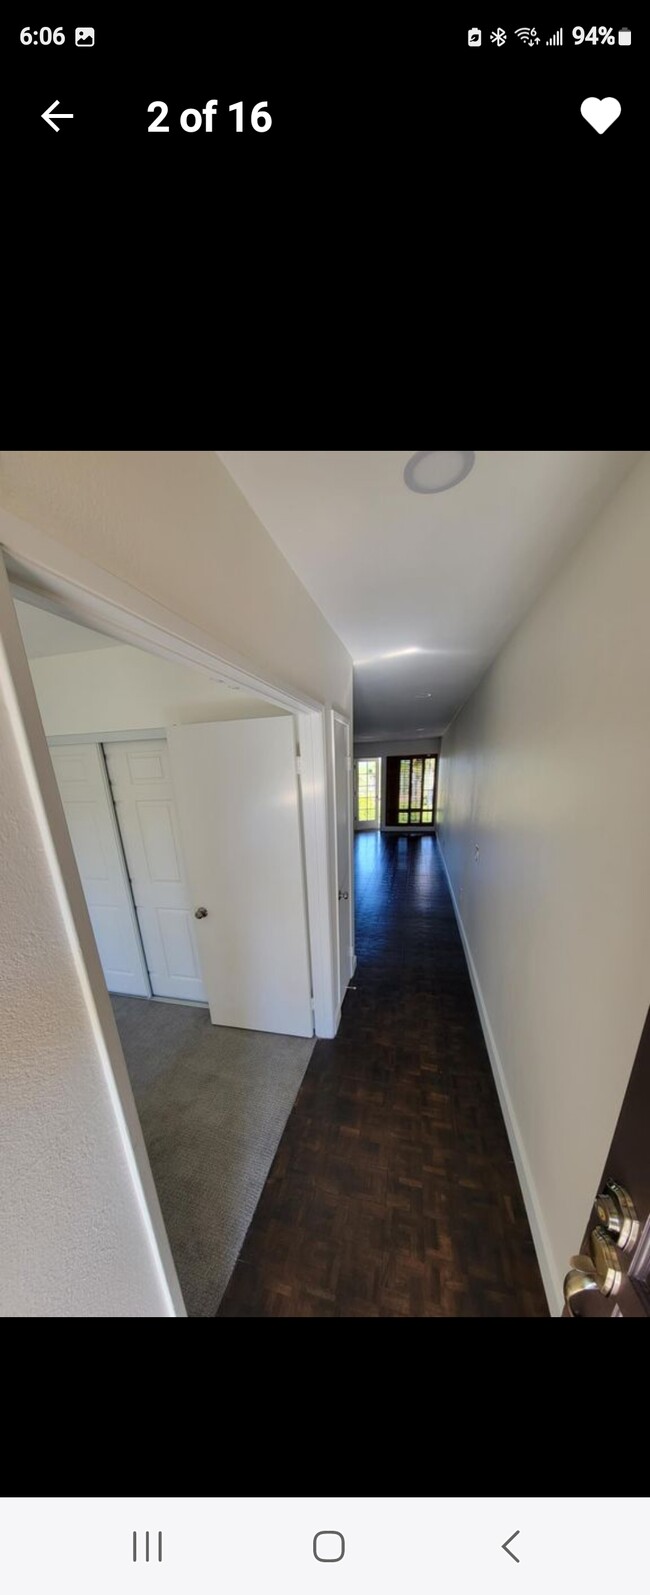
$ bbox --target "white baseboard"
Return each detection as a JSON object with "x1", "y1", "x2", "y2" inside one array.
[{"x1": 437, "y1": 842, "x2": 563, "y2": 1317}]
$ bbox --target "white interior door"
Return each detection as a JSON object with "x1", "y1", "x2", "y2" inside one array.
[
  {"x1": 103, "y1": 739, "x2": 207, "y2": 1003},
  {"x1": 167, "y1": 717, "x2": 313, "y2": 1037},
  {"x1": 333, "y1": 715, "x2": 353, "y2": 1006},
  {"x1": 49, "y1": 742, "x2": 150, "y2": 996}
]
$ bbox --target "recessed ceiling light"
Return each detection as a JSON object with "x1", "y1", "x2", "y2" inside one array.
[{"x1": 404, "y1": 450, "x2": 475, "y2": 494}]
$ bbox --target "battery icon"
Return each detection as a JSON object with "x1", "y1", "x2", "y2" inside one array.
[{"x1": 618, "y1": 26, "x2": 631, "y2": 44}]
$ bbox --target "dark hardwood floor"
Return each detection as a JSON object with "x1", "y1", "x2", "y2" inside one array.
[{"x1": 218, "y1": 833, "x2": 548, "y2": 1316}]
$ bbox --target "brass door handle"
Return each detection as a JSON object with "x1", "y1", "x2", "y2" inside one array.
[{"x1": 563, "y1": 1226, "x2": 623, "y2": 1316}]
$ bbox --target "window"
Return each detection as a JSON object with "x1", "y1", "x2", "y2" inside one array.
[
  {"x1": 355, "y1": 758, "x2": 381, "y2": 826},
  {"x1": 386, "y1": 755, "x2": 436, "y2": 826}
]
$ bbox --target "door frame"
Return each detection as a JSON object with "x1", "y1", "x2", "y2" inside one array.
[
  {"x1": 331, "y1": 710, "x2": 356, "y2": 1014},
  {"x1": 353, "y1": 754, "x2": 381, "y2": 830},
  {"x1": 0, "y1": 516, "x2": 337, "y2": 1035},
  {"x1": 0, "y1": 509, "x2": 341, "y2": 1316}
]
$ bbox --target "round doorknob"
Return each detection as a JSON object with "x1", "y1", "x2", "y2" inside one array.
[
  {"x1": 194, "y1": 907, "x2": 208, "y2": 919},
  {"x1": 563, "y1": 1226, "x2": 622, "y2": 1315},
  {"x1": 563, "y1": 1264, "x2": 600, "y2": 1316}
]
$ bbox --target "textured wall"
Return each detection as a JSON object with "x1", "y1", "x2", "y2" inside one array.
[{"x1": 437, "y1": 453, "x2": 650, "y2": 1310}]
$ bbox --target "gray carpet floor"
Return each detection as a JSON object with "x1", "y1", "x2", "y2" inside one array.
[{"x1": 111, "y1": 996, "x2": 315, "y2": 1317}]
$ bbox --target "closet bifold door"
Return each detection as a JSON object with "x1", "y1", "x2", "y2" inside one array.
[
  {"x1": 48, "y1": 741, "x2": 151, "y2": 996},
  {"x1": 103, "y1": 738, "x2": 207, "y2": 1004}
]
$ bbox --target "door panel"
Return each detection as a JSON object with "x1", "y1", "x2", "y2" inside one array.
[
  {"x1": 49, "y1": 742, "x2": 150, "y2": 996},
  {"x1": 64, "y1": 801, "x2": 110, "y2": 878},
  {"x1": 136, "y1": 801, "x2": 183, "y2": 882},
  {"x1": 103, "y1": 738, "x2": 207, "y2": 1003},
  {"x1": 167, "y1": 717, "x2": 313, "y2": 1037},
  {"x1": 563, "y1": 1005, "x2": 650, "y2": 1317},
  {"x1": 355, "y1": 757, "x2": 380, "y2": 829},
  {"x1": 334, "y1": 716, "x2": 353, "y2": 1007},
  {"x1": 156, "y1": 908, "x2": 199, "y2": 978}
]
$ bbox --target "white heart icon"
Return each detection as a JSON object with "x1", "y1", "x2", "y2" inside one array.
[{"x1": 581, "y1": 96, "x2": 621, "y2": 134}]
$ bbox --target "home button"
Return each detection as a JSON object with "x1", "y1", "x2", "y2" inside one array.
[{"x1": 313, "y1": 1532, "x2": 345, "y2": 1563}]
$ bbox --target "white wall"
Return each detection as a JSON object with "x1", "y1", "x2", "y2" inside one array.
[
  {"x1": 437, "y1": 453, "x2": 650, "y2": 1314},
  {"x1": 354, "y1": 738, "x2": 441, "y2": 832},
  {"x1": 25, "y1": 638, "x2": 286, "y2": 738},
  {"x1": 353, "y1": 738, "x2": 441, "y2": 759},
  {"x1": 0, "y1": 451, "x2": 353, "y2": 1317}
]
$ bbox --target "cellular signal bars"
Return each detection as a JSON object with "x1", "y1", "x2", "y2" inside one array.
[{"x1": 546, "y1": 28, "x2": 563, "y2": 45}]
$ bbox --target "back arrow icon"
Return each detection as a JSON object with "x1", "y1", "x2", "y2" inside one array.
[
  {"x1": 42, "y1": 99, "x2": 74, "y2": 131},
  {"x1": 502, "y1": 1532, "x2": 520, "y2": 1563}
]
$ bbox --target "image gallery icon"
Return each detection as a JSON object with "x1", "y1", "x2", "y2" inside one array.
[
  {"x1": 468, "y1": 27, "x2": 481, "y2": 45},
  {"x1": 75, "y1": 26, "x2": 95, "y2": 45}
]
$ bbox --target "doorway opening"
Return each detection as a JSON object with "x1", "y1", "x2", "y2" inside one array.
[
  {"x1": 11, "y1": 588, "x2": 319, "y2": 1312},
  {"x1": 1, "y1": 540, "x2": 345, "y2": 1314},
  {"x1": 385, "y1": 753, "x2": 437, "y2": 829},
  {"x1": 354, "y1": 756, "x2": 381, "y2": 829}
]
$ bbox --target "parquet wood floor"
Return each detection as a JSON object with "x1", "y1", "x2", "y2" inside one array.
[{"x1": 218, "y1": 833, "x2": 548, "y2": 1316}]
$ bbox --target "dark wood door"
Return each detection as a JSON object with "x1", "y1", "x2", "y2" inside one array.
[{"x1": 564, "y1": 1006, "x2": 650, "y2": 1316}]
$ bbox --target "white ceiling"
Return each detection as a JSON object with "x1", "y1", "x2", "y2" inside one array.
[
  {"x1": 14, "y1": 599, "x2": 123, "y2": 658},
  {"x1": 219, "y1": 451, "x2": 643, "y2": 739}
]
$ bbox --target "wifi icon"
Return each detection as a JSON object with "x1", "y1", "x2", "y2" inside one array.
[{"x1": 515, "y1": 26, "x2": 540, "y2": 44}]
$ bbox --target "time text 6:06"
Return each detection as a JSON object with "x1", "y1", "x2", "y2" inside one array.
[{"x1": 147, "y1": 101, "x2": 272, "y2": 132}]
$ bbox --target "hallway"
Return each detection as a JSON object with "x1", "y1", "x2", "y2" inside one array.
[{"x1": 219, "y1": 833, "x2": 548, "y2": 1316}]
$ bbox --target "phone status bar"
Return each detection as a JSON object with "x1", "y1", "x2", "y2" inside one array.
[{"x1": 467, "y1": 25, "x2": 631, "y2": 45}]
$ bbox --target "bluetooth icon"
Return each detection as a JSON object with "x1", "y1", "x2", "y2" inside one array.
[{"x1": 490, "y1": 27, "x2": 507, "y2": 44}]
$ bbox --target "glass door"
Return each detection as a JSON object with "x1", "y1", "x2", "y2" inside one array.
[{"x1": 354, "y1": 757, "x2": 381, "y2": 829}]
